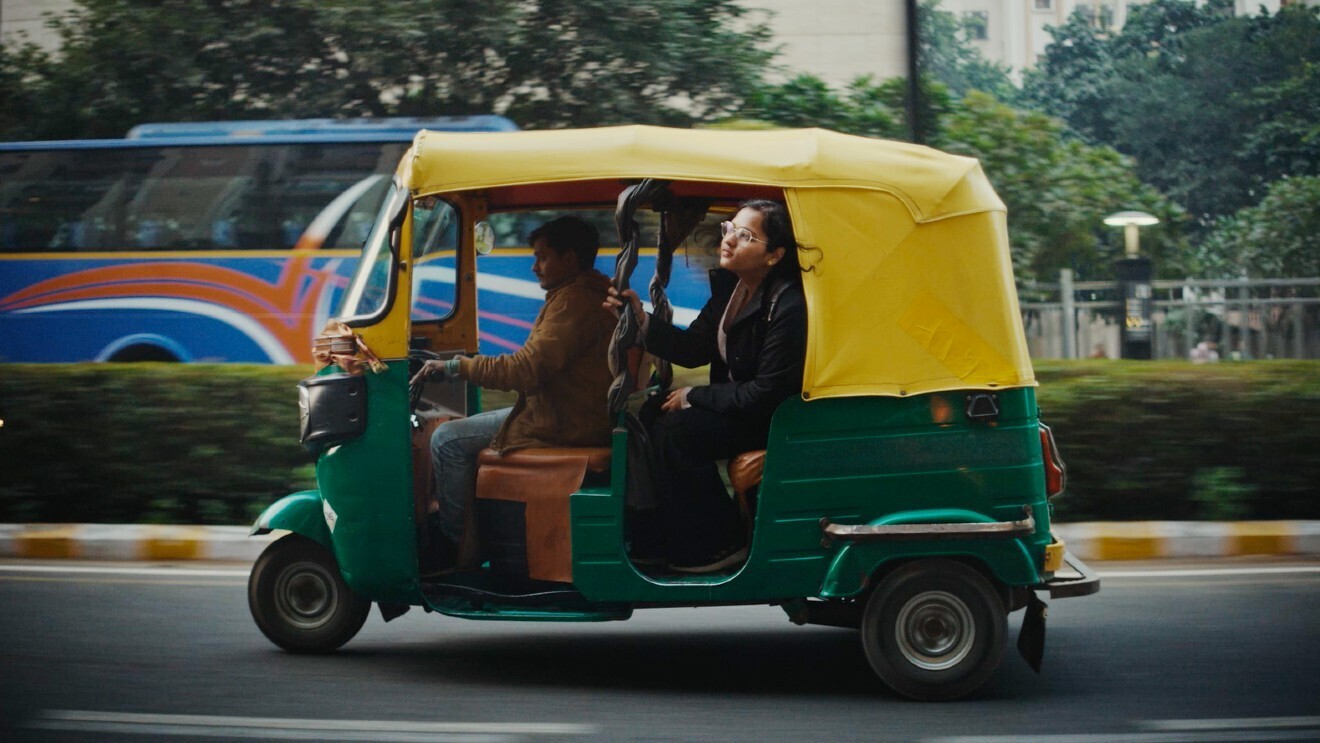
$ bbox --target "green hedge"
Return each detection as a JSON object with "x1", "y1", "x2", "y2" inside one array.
[
  {"x1": 1035, "y1": 361, "x2": 1320, "y2": 521},
  {"x1": 0, "y1": 364, "x2": 315, "y2": 525},
  {"x1": 1, "y1": 361, "x2": 1317, "y2": 524}
]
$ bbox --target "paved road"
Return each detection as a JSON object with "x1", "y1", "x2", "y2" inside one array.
[{"x1": 2, "y1": 559, "x2": 1318, "y2": 742}]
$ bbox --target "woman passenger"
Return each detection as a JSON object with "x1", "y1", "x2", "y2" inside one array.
[{"x1": 607, "y1": 200, "x2": 807, "y2": 572}]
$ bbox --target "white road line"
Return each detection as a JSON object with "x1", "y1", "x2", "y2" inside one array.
[
  {"x1": 29, "y1": 711, "x2": 598, "y2": 741},
  {"x1": 928, "y1": 717, "x2": 1320, "y2": 743},
  {"x1": 929, "y1": 733, "x2": 1319, "y2": 742},
  {"x1": 1144, "y1": 717, "x2": 1320, "y2": 731}
]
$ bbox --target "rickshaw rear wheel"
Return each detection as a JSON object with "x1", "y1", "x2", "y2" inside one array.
[
  {"x1": 861, "y1": 559, "x2": 1006, "y2": 701},
  {"x1": 248, "y1": 534, "x2": 371, "y2": 654}
]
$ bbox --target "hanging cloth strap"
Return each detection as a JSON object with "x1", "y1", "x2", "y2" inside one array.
[
  {"x1": 608, "y1": 180, "x2": 671, "y2": 416},
  {"x1": 607, "y1": 181, "x2": 710, "y2": 416},
  {"x1": 647, "y1": 203, "x2": 709, "y2": 391}
]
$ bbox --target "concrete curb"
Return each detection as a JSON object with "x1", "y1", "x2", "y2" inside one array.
[
  {"x1": 1, "y1": 522, "x2": 1318, "y2": 563},
  {"x1": 1052, "y1": 521, "x2": 1320, "y2": 561},
  {"x1": 0, "y1": 524, "x2": 277, "y2": 562}
]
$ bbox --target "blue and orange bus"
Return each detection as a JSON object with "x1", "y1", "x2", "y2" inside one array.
[{"x1": 0, "y1": 117, "x2": 530, "y2": 363}]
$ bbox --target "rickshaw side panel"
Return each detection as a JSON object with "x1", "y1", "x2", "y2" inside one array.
[
  {"x1": 760, "y1": 390, "x2": 1051, "y2": 592},
  {"x1": 313, "y1": 363, "x2": 420, "y2": 605},
  {"x1": 569, "y1": 387, "x2": 1050, "y2": 605}
]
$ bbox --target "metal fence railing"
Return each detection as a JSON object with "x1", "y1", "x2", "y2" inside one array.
[{"x1": 1019, "y1": 275, "x2": 1320, "y2": 360}]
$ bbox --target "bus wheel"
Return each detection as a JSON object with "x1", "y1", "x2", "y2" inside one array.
[
  {"x1": 248, "y1": 534, "x2": 370, "y2": 653},
  {"x1": 861, "y1": 559, "x2": 1006, "y2": 701}
]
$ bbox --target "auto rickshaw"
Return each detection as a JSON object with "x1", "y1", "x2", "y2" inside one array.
[{"x1": 248, "y1": 125, "x2": 1098, "y2": 701}]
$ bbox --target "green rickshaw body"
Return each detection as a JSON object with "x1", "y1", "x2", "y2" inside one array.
[
  {"x1": 567, "y1": 389, "x2": 1050, "y2": 606},
  {"x1": 248, "y1": 125, "x2": 1096, "y2": 699}
]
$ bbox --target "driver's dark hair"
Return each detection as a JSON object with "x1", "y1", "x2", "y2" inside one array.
[{"x1": 530, "y1": 215, "x2": 600, "y2": 270}]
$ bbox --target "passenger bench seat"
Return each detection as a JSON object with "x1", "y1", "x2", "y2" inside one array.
[{"x1": 475, "y1": 447, "x2": 611, "y2": 583}]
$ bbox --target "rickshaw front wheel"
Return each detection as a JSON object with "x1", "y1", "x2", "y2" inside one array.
[
  {"x1": 248, "y1": 534, "x2": 371, "y2": 653},
  {"x1": 861, "y1": 559, "x2": 1007, "y2": 701}
]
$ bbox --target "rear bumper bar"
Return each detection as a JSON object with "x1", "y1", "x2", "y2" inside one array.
[{"x1": 1037, "y1": 550, "x2": 1101, "y2": 599}]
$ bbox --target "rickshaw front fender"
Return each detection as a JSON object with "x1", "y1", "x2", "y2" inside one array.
[
  {"x1": 249, "y1": 490, "x2": 332, "y2": 551},
  {"x1": 817, "y1": 508, "x2": 1041, "y2": 599}
]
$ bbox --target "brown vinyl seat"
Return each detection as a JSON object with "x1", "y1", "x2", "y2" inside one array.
[{"x1": 474, "y1": 447, "x2": 612, "y2": 583}]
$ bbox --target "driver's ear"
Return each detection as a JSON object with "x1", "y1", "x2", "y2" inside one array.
[{"x1": 769, "y1": 247, "x2": 786, "y2": 266}]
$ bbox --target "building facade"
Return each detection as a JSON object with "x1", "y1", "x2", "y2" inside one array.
[{"x1": 1, "y1": 0, "x2": 74, "y2": 52}]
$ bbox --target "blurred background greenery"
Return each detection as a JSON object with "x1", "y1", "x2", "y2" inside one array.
[{"x1": 1, "y1": 362, "x2": 1317, "y2": 525}]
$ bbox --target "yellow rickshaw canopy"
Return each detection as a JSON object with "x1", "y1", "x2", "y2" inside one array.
[{"x1": 401, "y1": 125, "x2": 1036, "y2": 399}]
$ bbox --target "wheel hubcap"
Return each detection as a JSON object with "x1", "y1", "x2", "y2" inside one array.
[
  {"x1": 895, "y1": 590, "x2": 975, "y2": 671},
  {"x1": 274, "y1": 561, "x2": 338, "y2": 630}
]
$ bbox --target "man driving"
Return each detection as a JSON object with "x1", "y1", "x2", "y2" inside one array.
[{"x1": 410, "y1": 215, "x2": 616, "y2": 570}]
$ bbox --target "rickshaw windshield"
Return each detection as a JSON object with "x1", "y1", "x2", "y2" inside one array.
[{"x1": 338, "y1": 181, "x2": 408, "y2": 322}]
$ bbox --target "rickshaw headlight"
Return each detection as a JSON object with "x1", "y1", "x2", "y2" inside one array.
[{"x1": 298, "y1": 373, "x2": 367, "y2": 452}]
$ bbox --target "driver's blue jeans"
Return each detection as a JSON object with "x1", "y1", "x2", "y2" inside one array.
[{"x1": 429, "y1": 407, "x2": 511, "y2": 546}]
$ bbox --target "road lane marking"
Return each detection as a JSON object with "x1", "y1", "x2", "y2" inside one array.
[
  {"x1": 928, "y1": 717, "x2": 1320, "y2": 742},
  {"x1": 1145, "y1": 717, "x2": 1320, "y2": 731},
  {"x1": 29, "y1": 710, "x2": 598, "y2": 741},
  {"x1": 930, "y1": 734, "x2": 1320, "y2": 742}
]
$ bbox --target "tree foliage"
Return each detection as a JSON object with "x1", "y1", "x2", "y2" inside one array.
[
  {"x1": 932, "y1": 92, "x2": 1183, "y2": 282},
  {"x1": 1022, "y1": 1, "x2": 1320, "y2": 228},
  {"x1": 917, "y1": 0, "x2": 1016, "y2": 101},
  {"x1": 1196, "y1": 176, "x2": 1320, "y2": 279},
  {"x1": 743, "y1": 74, "x2": 914, "y2": 140},
  {"x1": 0, "y1": 0, "x2": 776, "y2": 139},
  {"x1": 744, "y1": 79, "x2": 1181, "y2": 282}
]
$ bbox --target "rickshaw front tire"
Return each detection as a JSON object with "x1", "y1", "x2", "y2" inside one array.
[
  {"x1": 860, "y1": 559, "x2": 1007, "y2": 702},
  {"x1": 248, "y1": 534, "x2": 371, "y2": 654}
]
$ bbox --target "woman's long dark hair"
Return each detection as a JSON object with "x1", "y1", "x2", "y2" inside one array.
[{"x1": 740, "y1": 199, "x2": 806, "y2": 287}]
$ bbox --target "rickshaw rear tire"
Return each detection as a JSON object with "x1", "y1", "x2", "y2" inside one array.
[
  {"x1": 861, "y1": 559, "x2": 1007, "y2": 701},
  {"x1": 248, "y1": 534, "x2": 371, "y2": 654}
]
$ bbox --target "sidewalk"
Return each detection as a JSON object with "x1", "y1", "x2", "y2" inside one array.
[{"x1": 3, "y1": 521, "x2": 1320, "y2": 563}]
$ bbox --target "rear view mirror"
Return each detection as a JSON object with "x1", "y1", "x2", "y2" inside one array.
[{"x1": 474, "y1": 221, "x2": 495, "y2": 256}]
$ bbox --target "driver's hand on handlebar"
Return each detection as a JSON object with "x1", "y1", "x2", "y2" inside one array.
[
  {"x1": 410, "y1": 357, "x2": 464, "y2": 386},
  {"x1": 604, "y1": 287, "x2": 643, "y2": 318}
]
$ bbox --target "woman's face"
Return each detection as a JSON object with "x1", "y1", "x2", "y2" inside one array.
[{"x1": 719, "y1": 207, "x2": 784, "y2": 281}]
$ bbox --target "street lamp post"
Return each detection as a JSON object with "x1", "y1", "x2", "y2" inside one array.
[{"x1": 1104, "y1": 211, "x2": 1160, "y2": 360}]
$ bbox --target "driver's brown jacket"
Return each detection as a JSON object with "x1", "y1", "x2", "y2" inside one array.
[{"x1": 458, "y1": 268, "x2": 616, "y2": 452}]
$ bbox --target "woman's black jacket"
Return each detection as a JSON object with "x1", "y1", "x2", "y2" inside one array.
[{"x1": 644, "y1": 268, "x2": 807, "y2": 429}]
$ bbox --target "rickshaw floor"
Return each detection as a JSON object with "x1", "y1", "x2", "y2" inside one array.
[{"x1": 420, "y1": 571, "x2": 609, "y2": 612}]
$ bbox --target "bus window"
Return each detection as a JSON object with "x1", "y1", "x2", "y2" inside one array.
[{"x1": 0, "y1": 115, "x2": 516, "y2": 363}]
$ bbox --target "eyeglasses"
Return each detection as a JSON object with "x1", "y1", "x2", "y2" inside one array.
[{"x1": 720, "y1": 221, "x2": 769, "y2": 249}]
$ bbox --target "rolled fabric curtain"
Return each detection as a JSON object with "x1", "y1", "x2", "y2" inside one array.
[{"x1": 608, "y1": 179, "x2": 670, "y2": 416}]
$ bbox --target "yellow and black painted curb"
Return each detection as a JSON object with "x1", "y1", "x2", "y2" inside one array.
[
  {"x1": 1051, "y1": 521, "x2": 1320, "y2": 561},
  {"x1": 0, "y1": 524, "x2": 275, "y2": 562},
  {"x1": 1, "y1": 522, "x2": 1318, "y2": 562}
]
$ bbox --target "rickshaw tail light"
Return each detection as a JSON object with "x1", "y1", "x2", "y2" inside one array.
[{"x1": 1040, "y1": 423, "x2": 1067, "y2": 498}]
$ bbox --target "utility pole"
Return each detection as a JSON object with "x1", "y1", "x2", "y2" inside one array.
[{"x1": 905, "y1": 0, "x2": 924, "y2": 144}]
